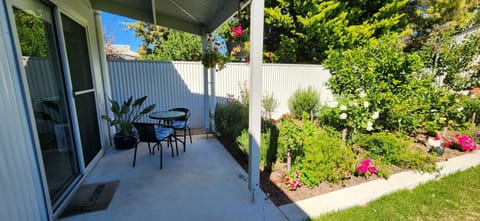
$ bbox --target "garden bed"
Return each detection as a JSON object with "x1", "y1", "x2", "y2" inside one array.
[{"x1": 219, "y1": 133, "x2": 473, "y2": 206}]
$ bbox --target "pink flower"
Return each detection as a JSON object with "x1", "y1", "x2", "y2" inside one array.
[
  {"x1": 295, "y1": 170, "x2": 301, "y2": 178},
  {"x1": 284, "y1": 177, "x2": 290, "y2": 184},
  {"x1": 368, "y1": 166, "x2": 377, "y2": 174},
  {"x1": 289, "y1": 182, "x2": 297, "y2": 190},
  {"x1": 357, "y1": 159, "x2": 377, "y2": 177},
  {"x1": 231, "y1": 25, "x2": 244, "y2": 39},
  {"x1": 295, "y1": 179, "x2": 302, "y2": 187},
  {"x1": 268, "y1": 51, "x2": 273, "y2": 58}
]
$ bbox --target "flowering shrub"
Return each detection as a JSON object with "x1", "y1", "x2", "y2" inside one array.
[
  {"x1": 439, "y1": 134, "x2": 478, "y2": 152},
  {"x1": 356, "y1": 159, "x2": 378, "y2": 178},
  {"x1": 284, "y1": 170, "x2": 302, "y2": 191},
  {"x1": 231, "y1": 25, "x2": 244, "y2": 39}
]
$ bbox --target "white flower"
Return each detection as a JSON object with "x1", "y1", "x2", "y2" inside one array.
[
  {"x1": 427, "y1": 137, "x2": 442, "y2": 148},
  {"x1": 340, "y1": 105, "x2": 347, "y2": 111},
  {"x1": 372, "y1": 111, "x2": 379, "y2": 120},
  {"x1": 339, "y1": 113, "x2": 348, "y2": 119},
  {"x1": 359, "y1": 91, "x2": 367, "y2": 98},
  {"x1": 363, "y1": 101, "x2": 369, "y2": 108},
  {"x1": 457, "y1": 107, "x2": 464, "y2": 112},
  {"x1": 366, "y1": 121, "x2": 374, "y2": 131},
  {"x1": 328, "y1": 100, "x2": 338, "y2": 107},
  {"x1": 351, "y1": 101, "x2": 358, "y2": 107}
]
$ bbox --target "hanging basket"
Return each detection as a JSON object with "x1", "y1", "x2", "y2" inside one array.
[{"x1": 227, "y1": 42, "x2": 248, "y2": 59}]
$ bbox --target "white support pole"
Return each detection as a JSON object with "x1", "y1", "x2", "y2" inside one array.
[
  {"x1": 248, "y1": 0, "x2": 264, "y2": 195},
  {"x1": 209, "y1": 39, "x2": 216, "y2": 132},
  {"x1": 202, "y1": 33, "x2": 210, "y2": 137}
]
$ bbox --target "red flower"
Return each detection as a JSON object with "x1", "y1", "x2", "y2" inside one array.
[
  {"x1": 284, "y1": 177, "x2": 290, "y2": 184},
  {"x1": 231, "y1": 25, "x2": 244, "y2": 39},
  {"x1": 268, "y1": 51, "x2": 273, "y2": 58},
  {"x1": 289, "y1": 182, "x2": 297, "y2": 190},
  {"x1": 295, "y1": 179, "x2": 302, "y2": 187},
  {"x1": 295, "y1": 170, "x2": 301, "y2": 178}
]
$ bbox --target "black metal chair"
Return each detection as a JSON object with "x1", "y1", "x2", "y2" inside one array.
[
  {"x1": 132, "y1": 122, "x2": 176, "y2": 169},
  {"x1": 168, "y1": 108, "x2": 192, "y2": 152}
]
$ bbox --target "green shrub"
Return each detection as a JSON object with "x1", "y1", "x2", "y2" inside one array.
[
  {"x1": 262, "y1": 92, "x2": 279, "y2": 119},
  {"x1": 356, "y1": 132, "x2": 410, "y2": 165},
  {"x1": 294, "y1": 130, "x2": 356, "y2": 186},
  {"x1": 277, "y1": 115, "x2": 317, "y2": 164},
  {"x1": 236, "y1": 122, "x2": 279, "y2": 170},
  {"x1": 214, "y1": 101, "x2": 248, "y2": 139},
  {"x1": 288, "y1": 86, "x2": 320, "y2": 119},
  {"x1": 461, "y1": 96, "x2": 480, "y2": 125},
  {"x1": 400, "y1": 148, "x2": 437, "y2": 173}
]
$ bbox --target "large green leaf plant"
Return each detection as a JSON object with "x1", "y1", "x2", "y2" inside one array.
[{"x1": 102, "y1": 96, "x2": 156, "y2": 136}]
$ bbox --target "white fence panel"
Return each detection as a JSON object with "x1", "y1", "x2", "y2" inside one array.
[{"x1": 108, "y1": 61, "x2": 334, "y2": 128}]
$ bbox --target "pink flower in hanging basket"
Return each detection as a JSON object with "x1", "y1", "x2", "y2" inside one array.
[{"x1": 231, "y1": 25, "x2": 244, "y2": 39}]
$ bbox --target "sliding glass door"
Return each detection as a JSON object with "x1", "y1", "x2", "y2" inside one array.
[
  {"x1": 13, "y1": 2, "x2": 79, "y2": 205},
  {"x1": 12, "y1": 0, "x2": 103, "y2": 210},
  {"x1": 61, "y1": 14, "x2": 101, "y2": 166}
]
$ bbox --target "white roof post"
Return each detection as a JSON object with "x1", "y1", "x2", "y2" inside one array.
[
  {"x1": 248, "y1": 0, "x2": 264, "y2": 196},
  {"x1": 202, "y1": 32, "x2": 210, "y2": 137},
  {"x1": 209, "y1": 38, "x2": 216, "y2": 132}
]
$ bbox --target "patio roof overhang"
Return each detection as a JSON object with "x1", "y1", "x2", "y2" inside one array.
[
  {"x1": 90, "y1": 0, "x2": 249, "y2": 35},
  {"x1": 90, "y1": 0, "x2": 264, "y2": 196}
]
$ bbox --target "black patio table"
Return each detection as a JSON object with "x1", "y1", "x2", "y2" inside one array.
[{"x1": 149, "y1": 110, "x2": 186, "y2": 155}]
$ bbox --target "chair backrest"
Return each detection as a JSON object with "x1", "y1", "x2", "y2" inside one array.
[
  {"x1": 168, "y1": 107, "x2": 190, "y2": 121},
  {"x1": 133, "y1": 122, "x2": 158, "y2": 142}
]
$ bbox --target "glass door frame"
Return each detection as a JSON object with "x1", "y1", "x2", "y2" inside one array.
[{"x1": 6, "y1": 0, "x2": 105, "y2": 217}]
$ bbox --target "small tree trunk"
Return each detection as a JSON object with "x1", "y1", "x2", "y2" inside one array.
[
  {"x1": 342, "y1": 128, "x2": 348, "y2": 144},
  {"x1": 286, "y1": 148, "x2": 292, "y2": 172},
  {"x1": 472, "y1": 112, "x2": 476, "y2": 125}
]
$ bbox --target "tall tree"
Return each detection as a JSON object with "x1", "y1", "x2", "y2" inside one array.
[
  {"x1": 126, "y1": 21, "x2": 202, "y2": 61},
  {"x1": 263, "y1": 0, "x2": 411, "y2": 63}
]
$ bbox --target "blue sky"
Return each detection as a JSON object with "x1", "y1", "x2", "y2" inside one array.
[{"x1": 101, "y1": 12, "x2": 141, "y2": 51}]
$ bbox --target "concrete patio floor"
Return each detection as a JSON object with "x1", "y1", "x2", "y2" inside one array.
[{"x1": 59, "y1": 135, "x2": 288, "y2": 221}]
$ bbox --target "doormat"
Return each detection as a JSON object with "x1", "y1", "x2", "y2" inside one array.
[{"x1": 60, "y1": 180, "x2": 119, "y2": 217}]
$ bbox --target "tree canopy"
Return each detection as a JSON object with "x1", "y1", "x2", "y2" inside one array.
[{"x1": 126, "y1": 21, "x2": 202, "y2": 61}]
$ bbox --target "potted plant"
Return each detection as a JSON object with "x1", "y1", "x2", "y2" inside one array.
[
  {"x1": 102, "y1": 96, "x2": 156, "y2": 150},
  {"x1": 201, "y1": 48, "x2": 229, "y2": 71}
]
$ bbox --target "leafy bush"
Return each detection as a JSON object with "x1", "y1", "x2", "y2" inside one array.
[
  {"x1": 235, "y1": 120, "x2": 279, "y2": 170},
  {"x1": 277, "y1": 114, "x2": 317, "y2": 164},
  {"x1": 262, "y1": 92, "x2": 279, "y2": 119},
  {"x1": 356, "y1": 132, "x2": 410, "y2": 165},
  {"x1": 288, "y1": 86, "x2": 320, "y2": 119},
  {"x1": 400, "y1": 148, "x2": 437, "y2": 173},
  {"x1": 460, "y1": 96, "x2": 480, "y2": 125},
  {"x1": 214, "y1": 101, "x2": 248, "y2": 139},
  {"x1": 294, "y1": 130, "x2": 355, "y2": 186}
]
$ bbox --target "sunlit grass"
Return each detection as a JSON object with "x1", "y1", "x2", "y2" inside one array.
[{"x1": 313, "y1": 166, "x2": 480, "y2": 221}]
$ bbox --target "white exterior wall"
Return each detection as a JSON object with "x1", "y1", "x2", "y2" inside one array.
[
  {"x1": 1, "y1": 0, "x2": 108, "y2": 220},
  {"x1": 108, "y1": 61, "x2": 334, "y2": 127}
]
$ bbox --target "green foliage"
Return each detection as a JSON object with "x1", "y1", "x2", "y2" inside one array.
[
  {"x1": 277, "y1": 115, "x2": 317, "y2": 164},
  {"x1": 400, "y1": 148, "x2": 438, "y2": 173},
  {"x1": 324, "y1": 34, "x2": 423, "y2": 96},
  {"x1": 13, "y1": 8, "x2": 48, "y2": 57},
  {"x1": 126, "y1": 21, "x2": 202, "y2": 61},
  {"x1": 356, "y1": 132, "x2": 410, "y2": 165},
  {"x1": 201, "y1": 48, "x2": 229, "y2": 71},
  {"x1": 262, "y1": 92, "x2": 279, "y2": 119},
  {"x1": 419, "y1": 31, "x2": 480, "y2": 91},
  {"x1": 294, "y1": 130, "x2": 355, "y2": 186},
  {"x1": 214, "y1": 101, "x2": 248, "y2": 139},
  {"x1": 288, "y1": 86, "x2": 320, "y2": 119},
  {"x1": 236, "y1": 120, "x2": 279, "y2": 170},
  {"x1": 263, "y1": 0, "x2": 411, "y2": 63},
  {"x1": 102, "y1": 96, "x2": 156, "y2": 136},
  {"x1": 461, "y1": 97, "x2": 480, "y2": 125},
  {"x1": 355, "y1": 132, "x2": 438, "y2": 172}
]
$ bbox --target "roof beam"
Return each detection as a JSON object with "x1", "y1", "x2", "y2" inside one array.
[
  {"x1": 154, "y1": 13, "x2": 203, "y2": 35},
  {"x1": 91, "y1": 0, "x2": 154, "y2": 23}
]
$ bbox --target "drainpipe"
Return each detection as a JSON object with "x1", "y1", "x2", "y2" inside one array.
[
  {"x1": 202, "y1": 31, "x2": 210, "y2": 137},
  {"x1": 94, "y1": 11, "x2": 113, "y2": 147},
  {"x1": 248, "y1": 0, "x2": 265, "y2": 199}
]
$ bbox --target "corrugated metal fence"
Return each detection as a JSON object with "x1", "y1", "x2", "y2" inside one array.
[{"x1": 107, "y1": 60, "x2": 334, "y2": 128}]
